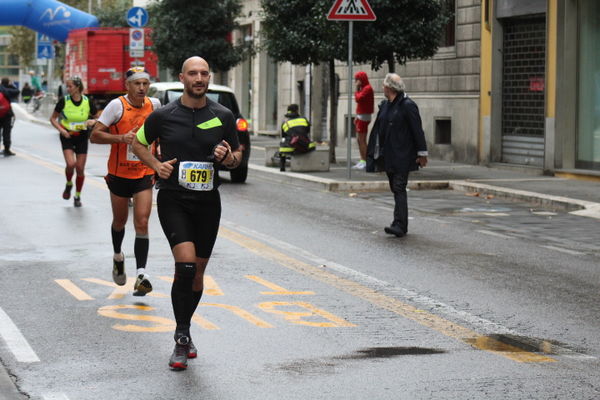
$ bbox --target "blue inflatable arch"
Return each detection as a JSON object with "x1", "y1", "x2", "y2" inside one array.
[{"x1": 0, "y1": 0, "x2": 99, "y2": 42}]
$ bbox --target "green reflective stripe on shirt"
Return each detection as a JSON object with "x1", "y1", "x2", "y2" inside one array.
[
  {"x1": 136, "y1": 125, "x2": 149, "y2": 146},
  {"x1": 197, "y1": 117, "x2": 223, "y2": 130},
  {"x1": 282, "y1": 118, "x2": 309, "y2": 132}
]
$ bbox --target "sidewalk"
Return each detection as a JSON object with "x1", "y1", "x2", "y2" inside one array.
[{"x1": 248, "y1": 135, "x2": 600, "y2": 219}]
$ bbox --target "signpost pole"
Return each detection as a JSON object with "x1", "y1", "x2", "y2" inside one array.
[{"x1": 346, "y1": 21, "x2": 353, "y2": 180}]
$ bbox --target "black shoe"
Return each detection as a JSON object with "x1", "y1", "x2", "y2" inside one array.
[
  {"x1": 384, "y1": 225, "x2": 405, "y2": 237},
  {"x1": 62, "y1": 184, "x2": 73, "y2": 200},
  {"x1": 73, "y1": 196, "x2": 82, "y2": 207},
  {"x1": 3, "y1": 149, "x2": 15, "y2": 156}
]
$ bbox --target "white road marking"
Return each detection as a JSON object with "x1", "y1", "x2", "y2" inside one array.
[
  {"x1": 222, "y1": 220, "x2": 593, "y2": 359},
  {"x1": 0, "y1": 307, "x2": 40, "y2": 363},
  {"x1": 477, "y1": 229, "x2": 514, "y2": 239},
  {"x1": 541, "y1": 245, "x2": 586, "y2": 256},
  {"x1": 42, "y1": 393, "x2": 70, "y2": 400}
]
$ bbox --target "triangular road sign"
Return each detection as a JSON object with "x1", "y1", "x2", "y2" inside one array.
[{"x1": 327, "y1": 0, "x2": 376, "y2": 21}]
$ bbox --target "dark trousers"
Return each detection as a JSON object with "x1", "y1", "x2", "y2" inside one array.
[
  {"x1": 386, "y1": 170, "x2": 409, "y2": 234},
  {"x1": 0, "y1": 116, "x2": 12, "y2": 150}
]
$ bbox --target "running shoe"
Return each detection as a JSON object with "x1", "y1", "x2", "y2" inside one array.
[
  {"x1": 169, "y1": 334, "x2": 190, "y2": 370},
  {"x1": 187, "y1": 340, "x2": 198, "y2": 359},
  {"x1": 3, "y1": 149, "x2": 15, "y2": 156},
  {"x1": 62, "y1": 184, "x2": 72, "y2": 200},
  {"x1": 73, "y1": 196, "x2": 82, "y2": 207},
  {"x1": 352, "y1": 160, "x2": 366, "y2": 170},
  {"x1": 133, "y1": 273, "x2": 153, "y2": 295},
  {"x1": 112, "y1": 254, "x2": 126, "y2": 286}
]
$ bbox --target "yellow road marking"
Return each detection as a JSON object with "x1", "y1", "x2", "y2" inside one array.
[
  {"x1": 55, "y1": 279, "x2": 93, "y2": 300},
  {"x1": 258, "y1": 301, "x2": 356, "y2": 327},
  {"x1": 199, "y1": 303, "x2": 274, "y2": 328},
  {"x1": 219, "y1": 227, "x2": 555, "y2": 363},
  {"x1": 245, "y1": 275, "x2": 315, "y2": 295},
  {"x1": 191, "y1": 313, "x2": 220, "y2": 330},
  {"x1": 17, "y1": 151, "x2": 107, "y2": 190},
  {"x1": 98, "y1": 305, "x2": 175, "y2": 332},
  {"x1": 81, "y1": 277, "x2": 167, "y2": 299},
  {"x1": 158, "y1": 275, "x2": 223, "y2": 296}
]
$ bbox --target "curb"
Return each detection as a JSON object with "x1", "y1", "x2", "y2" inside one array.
[{"x1": 248, "y1": 164, "x2": 600, "y2": 219}]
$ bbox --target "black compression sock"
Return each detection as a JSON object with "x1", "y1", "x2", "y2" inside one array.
[
  {"x1": 189, "y1": 290, "x2": 203, "y2": 321},
  {"x1": 134, "y1": 235, "x2": 149, "y2": 271},
  {"x1": 171, "y1": 262, "x2": 196, "y2": 329},
  {"x1": 111, "y1": 226, "x2": 125, "y2": 254}
]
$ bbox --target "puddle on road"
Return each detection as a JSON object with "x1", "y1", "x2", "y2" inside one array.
[
  {"x1": 466, "y1": 334, "x2": 587, "y2": 357},
  {"x1": 274, "y1": 347, "x2": 445, "y2": 376},
  {"x1": 340, "y1": 347, "x2": 445, "y2": 359}
]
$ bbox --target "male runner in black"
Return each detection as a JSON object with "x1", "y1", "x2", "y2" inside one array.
[{"x1": 133, "y1": 56, "x2": 241, "y2": 370}]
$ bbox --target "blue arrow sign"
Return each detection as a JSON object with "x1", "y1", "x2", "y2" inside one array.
[{"x1": 126, "y1": 7, "x2": 148, "y2": 28}]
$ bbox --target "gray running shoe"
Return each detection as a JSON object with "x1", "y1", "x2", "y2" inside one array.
[
  {"x1": 169, "y1": 334, "x2": 190, "y2": 370},
  {"x1": 188, "y1": 340, "x2": 197, "y2": 359},
  {"x1": 73, "y1": 196, "x2": 82, "y2": 208},
  {"x1": 134, "y1": 274, "x2": 153, "y2": 295},
  {"x1": 112, "y1": 255, "x2": 126, "y2": 286}
]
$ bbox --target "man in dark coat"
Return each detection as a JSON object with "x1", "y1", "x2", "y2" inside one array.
[{"x1": 366, "y1": 73, "x2": 428, "y2": 237}]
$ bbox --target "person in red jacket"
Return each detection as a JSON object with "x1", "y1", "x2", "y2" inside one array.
[{"x1": 352, "y1": 71, "x2": 374, "y2": 170}]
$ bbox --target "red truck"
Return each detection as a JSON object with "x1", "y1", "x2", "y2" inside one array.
[{"x1": 64, "y1": 27, "x2": 158, "y2": 107}]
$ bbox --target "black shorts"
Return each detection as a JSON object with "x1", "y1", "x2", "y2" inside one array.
[
  {"x1": 105, "y1": 174, "x2": 154, "y2": 198},
  {"x1": 157, "y1": 189, "x2": 221, "y2": 258},
  {"x1": 59, "y1": 132, "x2": 88, "y2": 154}
]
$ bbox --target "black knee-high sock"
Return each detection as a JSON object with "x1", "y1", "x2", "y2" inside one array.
[
  {"x1": 188, "y1": 290, "x2": 203, "y2": 322},
  {"x1": 172, "y1": 262, "x2": 195, "y2": 335},
  {"x1": 111, "y1": 226, "x2": 125, "y2": 254},
  {"x1": 134, "y1": 234, "x2": 149, "y2": 271}
]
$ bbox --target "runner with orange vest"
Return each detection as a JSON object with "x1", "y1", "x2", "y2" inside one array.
[{"x1": 91, "y1": 67, "x2": 161, "y2": 296}]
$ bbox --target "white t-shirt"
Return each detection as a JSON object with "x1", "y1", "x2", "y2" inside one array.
[{"x1": 98, "y1": 95, "x2": 161, "y2": 127}]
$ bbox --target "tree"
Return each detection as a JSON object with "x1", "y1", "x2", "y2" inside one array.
[
  {"x1": 6, "y1": 27, "x2": 35, "y2": 67},
  {"x1": 352, "y1": 0, "x2": 449, "y2": 72},
  {"x1": 147, "y1": 0, "x2": 251, "y2": 76},
  {"x1": 260, "y1": 0, "x2": 346, "y2": 161},
  {"x1": 95, "y1": 0, "x2": 134, "y2": 27}
]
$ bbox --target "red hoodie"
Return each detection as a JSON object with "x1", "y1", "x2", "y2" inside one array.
[{"x1": 354, "y1": 71, "x2": 374, "y2": 115}]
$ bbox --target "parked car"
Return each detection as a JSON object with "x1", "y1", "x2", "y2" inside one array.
[{"x1": 148, "y1": 82, "x2": 251, "y2": 183}]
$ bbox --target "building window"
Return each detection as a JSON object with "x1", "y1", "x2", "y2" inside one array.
[
  {"x1": 577, "y1": 1, "x2": 600, "y2": 169},
  {"x1": 439, "y1": 0, "x2": 456, "y2": 48},
  {"x1": 435, "y1": 118, "x2": 452, "y2": 144}
]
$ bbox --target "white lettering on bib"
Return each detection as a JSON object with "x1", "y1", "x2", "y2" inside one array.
[{"x1": 178, "y1": 161, "x2": 214, "y2": 191}]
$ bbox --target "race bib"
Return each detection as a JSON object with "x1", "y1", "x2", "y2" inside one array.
[
  {"x1": 127, "y1": 144, "x2": 140, "y2": 161},
  {"x1": 69, "y1": 122, "x2": 86, "y2": 131},
  {"x1": 178, "y1": 161, "x2": 214, "y2": 191}
]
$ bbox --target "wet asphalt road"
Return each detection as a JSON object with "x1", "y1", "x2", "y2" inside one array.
[{"x1": 1, "y1": 120, "x2": 600, "y2": 399}]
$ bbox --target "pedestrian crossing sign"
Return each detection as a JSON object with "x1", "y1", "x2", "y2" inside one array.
[{"x1": 327, "y1": 0, "x2": 376, "y2": 21}]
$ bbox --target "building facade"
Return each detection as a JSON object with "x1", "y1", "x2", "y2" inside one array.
[{"x1": 481, "y1": 0, "x2": 600, "y2": 175}]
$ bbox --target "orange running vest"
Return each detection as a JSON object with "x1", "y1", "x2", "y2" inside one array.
[{"x1": 108, "y1": 96, "x2": 155, "y2": 179}]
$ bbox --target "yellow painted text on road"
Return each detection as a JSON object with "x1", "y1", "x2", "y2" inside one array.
[
  {"x1": 245, "y1": 275, "x2": 315, "y2": 295},
  {"x1": 258, "y1": 301, "x2": 356, "y2": 327},
  {"x1": 98, "y1": 305, "x2": 175, "y2": 332}
]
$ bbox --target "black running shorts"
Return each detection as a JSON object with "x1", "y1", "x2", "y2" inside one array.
[
  {"x1": 59, "y1": 132, "x2": 89, "y2": 154},
  {"x1": 157, "y1": 189, "x2": 221, "y2": 258},
  {"x1": 105, "y1": 174, "x2": 154, "y2": 198}
]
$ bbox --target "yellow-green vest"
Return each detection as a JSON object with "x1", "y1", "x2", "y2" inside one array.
[{"x1": 60, "y1": 95, "x2": 91, "y2": 132}]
